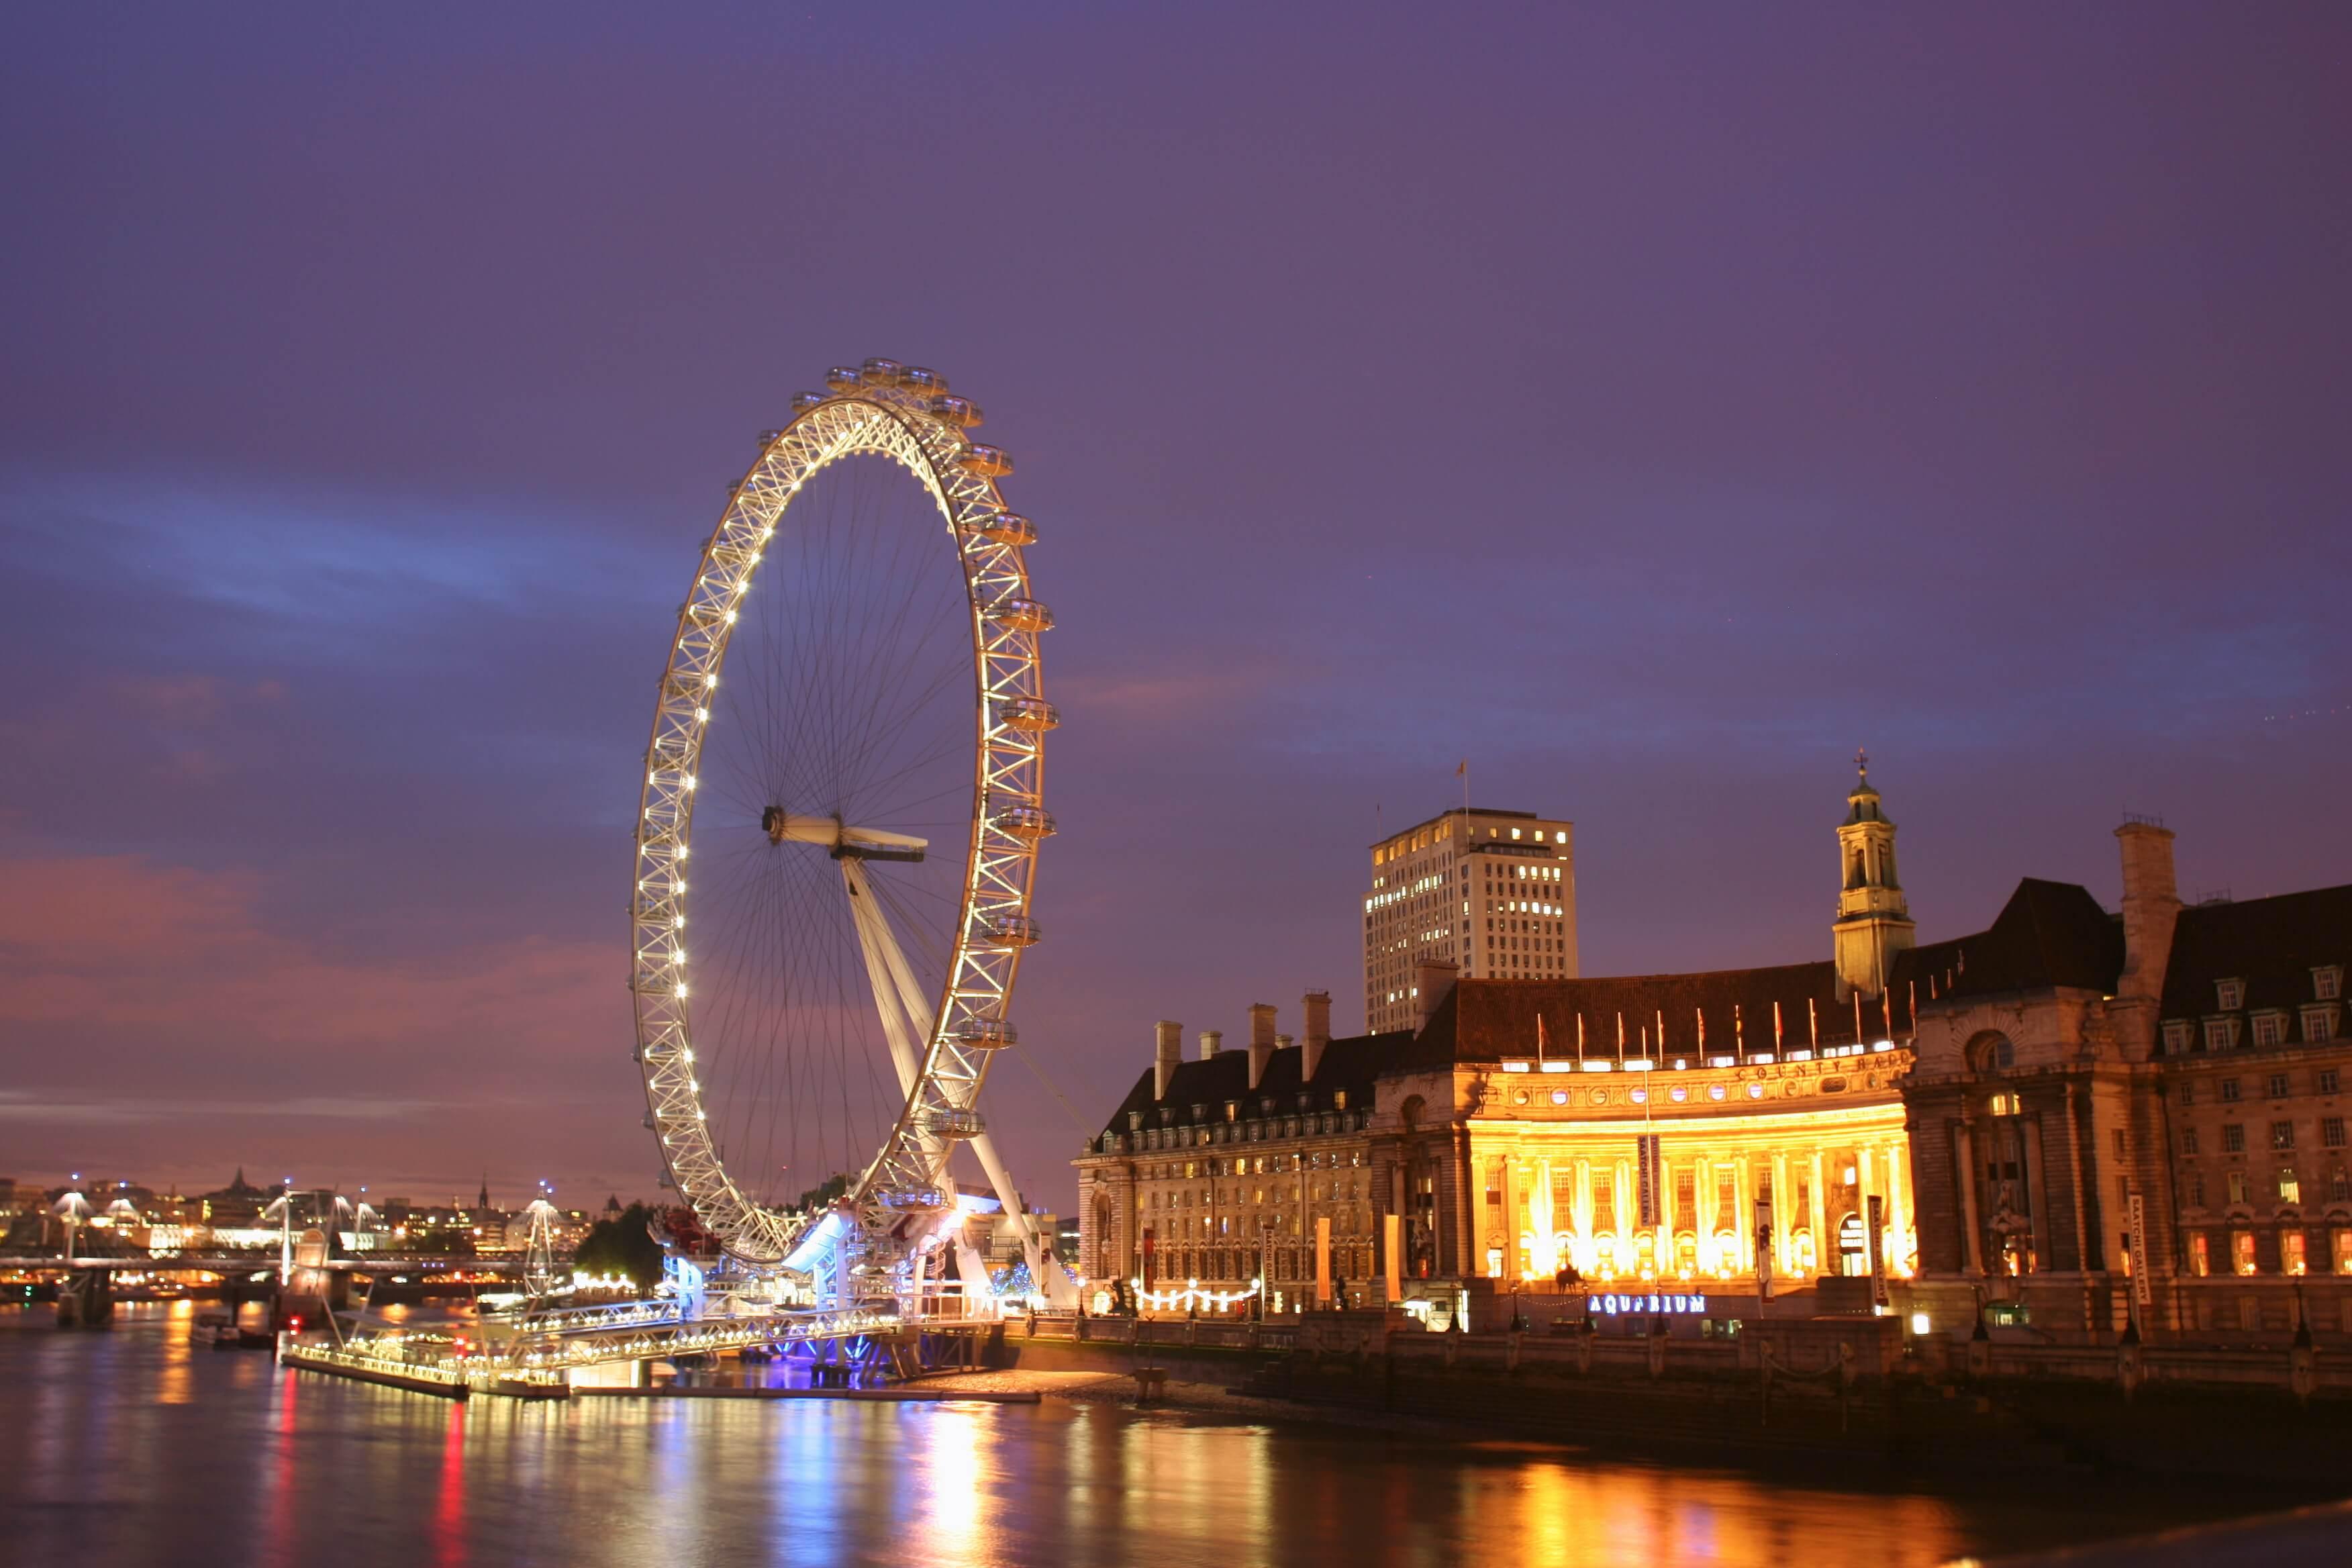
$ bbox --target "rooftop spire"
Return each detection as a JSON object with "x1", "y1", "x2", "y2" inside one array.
[
  {"x1": 1834, "y1": 751, "x2": 1912, "y2": 998},
  {"x1": 1845, "y1": 746, "x2": 1885, "y2": 822}
]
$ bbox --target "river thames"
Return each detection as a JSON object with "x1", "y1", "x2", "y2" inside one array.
[{"x1": 0, "y1": 1303, "x2": 2269, "y2": 1567}]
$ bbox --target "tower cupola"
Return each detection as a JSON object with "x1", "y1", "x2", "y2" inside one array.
[{"x1": 1833, "y1": 750, "x2": 1914, "y2": 999}]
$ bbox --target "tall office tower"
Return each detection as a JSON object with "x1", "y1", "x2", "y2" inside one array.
[{"x1": 1363, "y1": 807, "x2": 1577, "y2": 1033}]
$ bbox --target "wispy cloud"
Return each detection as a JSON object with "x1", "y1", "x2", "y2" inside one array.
[
  {"x1": 0, "y1": 1091, "x2": 451, "y2": 1123},
  {"x1": 0, "y1": 469, "x2": 667, "y2": 649}
]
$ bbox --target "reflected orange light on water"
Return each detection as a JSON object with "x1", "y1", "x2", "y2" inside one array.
[
  {"x1": 157, "y1": 1299, "x2": 193, "y2": 1405},
  {"x1": 1493, "y1": 1449, "x2": 1976, "y2": 1567}
]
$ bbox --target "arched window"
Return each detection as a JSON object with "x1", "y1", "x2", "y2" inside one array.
[
  {"x1": 1400, "y1": 1095, "x2": 1424, "y2": 1133},
  {"x1": 1847, "y1": 848, "x2": 1865, "y2": 890},
  {"x1": 1968, "y1": 1033, "x2": 2016, "y2": 1074}
]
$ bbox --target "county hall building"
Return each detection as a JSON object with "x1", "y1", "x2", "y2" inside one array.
[{"x1": 1073, "y1": 765, "x2": 2352, "y2": 1344}]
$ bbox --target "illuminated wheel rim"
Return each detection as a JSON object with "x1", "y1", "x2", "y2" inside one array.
[{"x1": 630, "y1": 360, "x2": 1052, "y2": 1267}]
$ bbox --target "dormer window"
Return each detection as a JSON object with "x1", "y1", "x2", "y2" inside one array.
[
  {"x1": 2205, "y1": 1018, "x2": 2240, "y2": 1052},
  {"x1": 2305, "y1": 1007, "x2": 2339, "y2": 1044},
  {"x1": 1332, "y1": 1090, "x2": 1348, "y2": 1111},
  {"x1": 2216, "y1": 979, "x2": 2245, "y2": 1011},
  {"x1": 2162, "y1": 1020, "x2": 2192, "y2": 1055},
  {"x1": 2316, "y1": 967, "x2": 2343, "y2": 1002},
  {"x1": 1224, "y1": 1101, "x2": 1238, "y2": 1122},
  {"x1": 2253, "y1": 1012, "x2": 2287, "y2": 1049}
]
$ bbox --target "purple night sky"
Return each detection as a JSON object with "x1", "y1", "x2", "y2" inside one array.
[{"x1": 3, "y1": 5, "x2": 2347, "y2": 1211}]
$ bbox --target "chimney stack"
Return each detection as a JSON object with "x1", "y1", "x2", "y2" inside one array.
[
  {"x1": 1198, "y1": 1029, "x2": 1222, "y2": 1060},
  {"x1": 1247, "y1": 1003, "x2": 1277, "y2": 1090},
  {"x1": 1414, "y1": 959, "x2": 1459, "y2": 1032},
  {"x1": 1155, "y1": 1020, "x2": 1182, "y2": 1100},
  {"x1": 2112, "y1": 820, "x2": 2182, "y2": 1059},
  {"x1": 1302, "y1": 990, "x2": 1332, "y2": 1081}
]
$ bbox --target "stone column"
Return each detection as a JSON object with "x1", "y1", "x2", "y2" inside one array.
[
  {"x1": 1955, "y1": 1119, "x2": 1984, "y2": 1275},
  {"x1": 1498, "y1": 1157, "x2": 1517, "y2": 1279},
  {"x1": 1884, "y1": 1139, "x2": 1912, "y2": 1273},
  {"x1": 2024, "y1": 1112, "x2": 2053, "y2": 1272},
  {"x1": 1734, "y1": 1159, "x2": 1753, "y2": 1275},
  {"x1": 1655, "y1": 1151, "x2": 1673, "y2": 1271},
  {"x1": 1614, "y1": 1157, "x2": 1632, "y2": 1277},
  {"x1": 1696, "y1": 1153, "x2": 1715, "y2": 1272},
  {"x1": 1771, "y1": 1149, "x2": 1794, "y2": 1277},
  {"x1": 1534, "y1": 1157, "x2": 1556, "y2": 1276},
  {"x1": 1810, "y1": 1150, "x2": 1830, "y2": 1281}
]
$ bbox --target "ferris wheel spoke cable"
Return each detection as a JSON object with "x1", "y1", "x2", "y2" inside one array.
[{"x1": 828, "y1": 475, "x2": 952, "y2": 801}]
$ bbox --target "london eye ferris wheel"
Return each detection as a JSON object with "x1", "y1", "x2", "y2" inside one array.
[{"x1": 628, "y1": 358, "x2": 1065, "y2": 1307}]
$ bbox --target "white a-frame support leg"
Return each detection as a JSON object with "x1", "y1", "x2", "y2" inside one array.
[{"x1": 839, "y1": 857, "x2": 1073, "y2": 1306}]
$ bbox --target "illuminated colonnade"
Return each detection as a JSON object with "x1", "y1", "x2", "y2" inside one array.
[{"x1": 1473, "y1": 1091, "x2": 1916, "y2": 1287}]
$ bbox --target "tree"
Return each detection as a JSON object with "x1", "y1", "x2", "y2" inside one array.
[
  {"x1": 571, "y1": 1202, "x2": 664, "y2": 1289},
  {"x1": 795, "y1": 1173, "x2": 850, "y2": 1211}
]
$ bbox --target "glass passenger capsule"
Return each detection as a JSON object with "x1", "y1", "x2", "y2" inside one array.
[
  {"x1": 975, "y1": 913, "x2": 1042, "y2": 948},
  {"x1": 962, "y1": 511, "x2": 1035, "y2": 546},
  {"x1": 985, "y1": 596, "x2": 1055, "y2": 632},
  {"x1": 993, "y1": 697, "x2": 1060, "y2": 732},
  {"x1": 959, "y1": 444, "x2": 1014, "y2": 477},
  {"x1": 990, "y1": 805, "x2": 1057, "y2": 840},
  {"x1": 928, "y1": 395, "x2": 983, "y2": 428},
  {"x1": 922, "y1": 1108, "x2": 985, "y2": 1140}
]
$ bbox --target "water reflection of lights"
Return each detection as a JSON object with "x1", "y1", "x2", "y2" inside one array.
[
  {"x1": 158, "y1": 1299, "x2": 193, "y2": 1405},
  {"x1": 435, "y1": 1401, "x2": 467, "y2": 1568},
  {"x1": 914, "y1": 1404, "x2": 993, "y2": 1567}
]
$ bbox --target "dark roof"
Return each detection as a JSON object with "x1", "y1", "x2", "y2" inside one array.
[
  {"x1": 1898, "y1": 878, "x2": 2123, "y2": 1006},
  {"x1": 1097, "y1": 1028, "x2": 1427, "y2": 1135},
  {"x1": 1422, "y1": 962, "x2": 1907, "y2": 1063},
  {"x1": 2159, "y1": 884, "x2": 2352, "y2": 1025},
  {"x1": 1101, "y1": 957, "x2": 1939, "y2": 1137}
]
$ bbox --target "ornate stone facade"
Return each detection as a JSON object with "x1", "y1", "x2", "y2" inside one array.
[
  {"x1": 1078, "y1": 771, "x2": 2352, "y2": 1346},
  {"x1": 1904, "y1": 822, "x2": 2352, "y2": 1343}
]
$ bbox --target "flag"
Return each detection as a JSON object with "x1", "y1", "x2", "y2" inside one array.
[
  {"x1": 1867, "y1": 1195, "x2": 1888, "y2": 1308},
  {"x1": 1636, "y1": 1135, "x2": 1661, "y2": 1228},
  {"x1": 1456, "y1": 760, "x2": 1467, "y2": 777}
]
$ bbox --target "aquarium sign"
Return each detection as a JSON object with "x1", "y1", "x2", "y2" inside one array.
[{"x1": 1591, "y1": 1291, "x2": 1708, "y2": 1316}]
